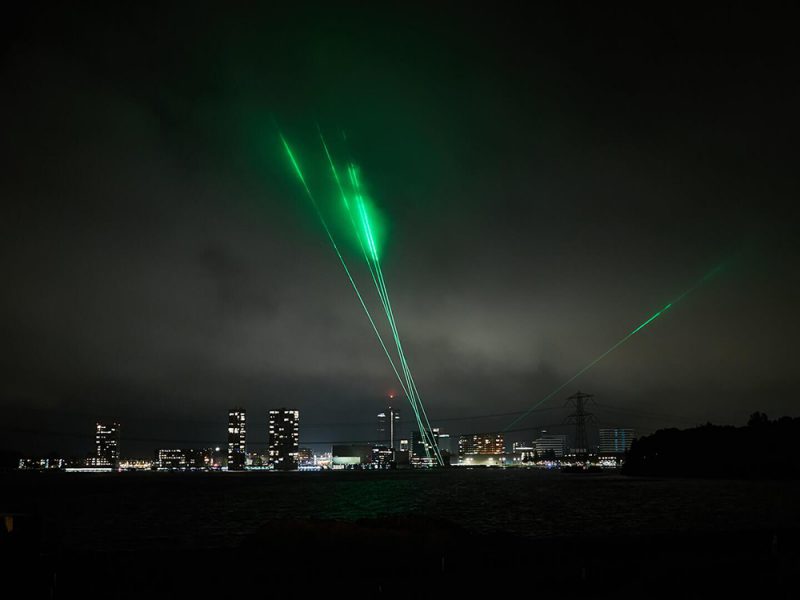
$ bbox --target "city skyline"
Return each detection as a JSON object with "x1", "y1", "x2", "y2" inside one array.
[
  {"x1": 5, "y1": 386, "x2": 667, "y2": 458},
  {"x1": 14, "y1": 399, "x2": 643, "y2": 467}
]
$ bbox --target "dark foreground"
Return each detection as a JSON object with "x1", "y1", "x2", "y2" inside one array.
[{"x1": 3, "y1": 469, "x2": 800, "y2": 598}]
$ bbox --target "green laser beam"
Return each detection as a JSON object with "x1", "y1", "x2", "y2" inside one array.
[
  {"x1": 311, "y1": 130, "x2": 442, "y2": 463},
  {"x1": 318, "y1": 130, "x2": 401, "y2": 395},
  {"x1": 355, "y1": 189, "x2": 440, "y2": 460},
  {"x1": 504, "y1": 263, "x2": 727, "y2": 431},
  {"x1": 350, "y1": 168, "x2": 442, "y2": 463},
  {"x1": 319, "y1": 130, "x2": 426, "y2": 434},
  {"x1": 285, "y1": 130, "x2": 433, "y2": 457},
  {"x1": 331, "y1": 150, "x2": 427, "y2": 439},
  {"x1": 355, "y1": 189, "x2": 432, "y2": 455},
  {"x1": 317, "y1": 132, "x2": 440, "y2": 462},
  {"x1": 317, "y1": 124, "x2": 349, "y2": 210},
  {"x1": 357, "y1": 197, "x2": 380, "y2": 262},
  {"x1": 349, "y1": 176, "x2": 429, "y2": 445},
  {"x1": 280, "y1": 135, "x2": 311, "y2": 195},
  {"x1": 372, "y1": 251, "x2": 443, "y2": 463},
  {"x1": 279, "y1": 132, "x2": 416, "y2": 407},
  {"x1": 318, "y1": 131, "x2": 387, "y2": 330}
]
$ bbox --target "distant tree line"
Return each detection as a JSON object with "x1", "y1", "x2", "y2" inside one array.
[{"x1": 622, "y1": 413, "x2": 800, "y2": 479}]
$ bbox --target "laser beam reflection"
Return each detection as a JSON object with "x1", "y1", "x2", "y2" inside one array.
[{"x1": 504, "y1": 264, "x2": 727, "y2": 431}]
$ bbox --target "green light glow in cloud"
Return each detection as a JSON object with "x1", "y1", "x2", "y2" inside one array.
[{"x1": 281, "y1": 127, "x2": 442, "y2": 464}]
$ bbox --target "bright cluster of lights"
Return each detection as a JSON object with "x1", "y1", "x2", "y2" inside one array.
[{"x1": 268, "y1": 409, "x2": 300, "y2": 469}]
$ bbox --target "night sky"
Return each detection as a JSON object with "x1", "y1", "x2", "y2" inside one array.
[{"x1": 2, "y1": 4, "x2": 799, "y2": 456}]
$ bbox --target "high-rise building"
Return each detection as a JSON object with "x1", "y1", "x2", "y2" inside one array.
[
  {"x1": 156, "y1": 449, "x2": 187, "y2": 470},
  {"x1": 533, "y1": 431, "x2": 567, "y2": 458},
  {"x1": 599, "y1": 428, "x2": 635, "y2": 455},
  {"x1": 436, "y1": 432, "x2": 454, "y2": 455},
  {"x1": 457, "y1": 432, "x2": 504, "y2": 466},
  {"x1": 512, "y1": 442, "x2": 537, "y2": 462},
  {"x1": 458, "y1": 432, "x2": 504, "y2": 457},
  {"x1": 411, "y1": 428, "x2": 440, "y2": 466},
  {"x1": 331, "y1": 444, "x2": 372, "y2": 468},
  {"x1": 377, "y1": 406, "x2": 400, "y2": 448},
  {"x1": 269, "y1": 408, "x2": 300, "y2": 471},
  {"x1": 228, "y1": 408, "x2": 246, "y2": 471},
  {"x1": 94, "y1": 422, "x2": 120, "y2": 469},
  {"x1": 18, "y1": 458, "x2": 65, "y2": 470},
  {"x1": 297, "y1": 447, "x2": 314, "y2": 465},
  {"x1": 371, "y1": 446, "x2": 394, "y2": 468},
  {"x1": 155, "y1": 448, "x2": 216, "y2": 470}
]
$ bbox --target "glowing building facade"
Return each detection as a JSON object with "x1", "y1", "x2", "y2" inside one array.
[
  {"x1": 18, "y1": 458, "x2": 65, "y2": 470},
  {"x1": 95, "y1": 422, "x2": 120, "y2": 469},
  {"x1": 533, "y1": 431, "x2": 567, "y2": 458},
  {"x1": 411, "y1": 428, "x2": 440, "y2": 466},
  {"x1": 458, "y1": 432, "x2": 504, "y2": 457},
  {"x1": 456, "y1": 432, "x2": 505, "y2": 466},
  {"x1": 331, "y1": 444, "x2": 372, "y2": 467},
  {"x1": 156, "y1": 449, "x2": 186, "y2": 470},
  {"x1": 297, "y1": 447, "x2": 314, "y2": 465},
  {"x1": 155, "y1": 448, "x2": 217, "y2": 470},
  {"x1": 377, "y1": 406, "x2": 400, "y2": 449},
  {"x1": 269, "y1": 408, "x2": 300, "y2": 470},
  {"x1": 371, "y1": 445, "x2": 394, "y2": 468},
  {"x1": 511, "y1": 442, "x2": 537, "y2": 462},
  {"x1": 599, "y1": 428, "x2": 635, "y2": 455},
  {"x1": 227, "y1": 408, "x2": 246, "y2": 471}
]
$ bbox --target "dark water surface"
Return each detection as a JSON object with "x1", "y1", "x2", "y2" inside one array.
[{"x1": 6, "y1": 468, "x2": 800, "y2": 551}]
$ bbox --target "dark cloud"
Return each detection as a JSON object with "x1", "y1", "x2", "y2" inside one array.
[{"x1": 2, "y1": 3, "x2": 799, "y2": 456}]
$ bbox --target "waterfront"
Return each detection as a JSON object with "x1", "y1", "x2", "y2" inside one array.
[
  {"x1": 5, "y1": 468, "x2": 800, "y2": 597},
  {"x1": 6, "y1": 468, "x2": 800, "y2": 551}
]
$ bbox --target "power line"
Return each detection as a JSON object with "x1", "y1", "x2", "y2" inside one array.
[{"x1": 594, "y1": 402, "x2": 701, "y2": 425}]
